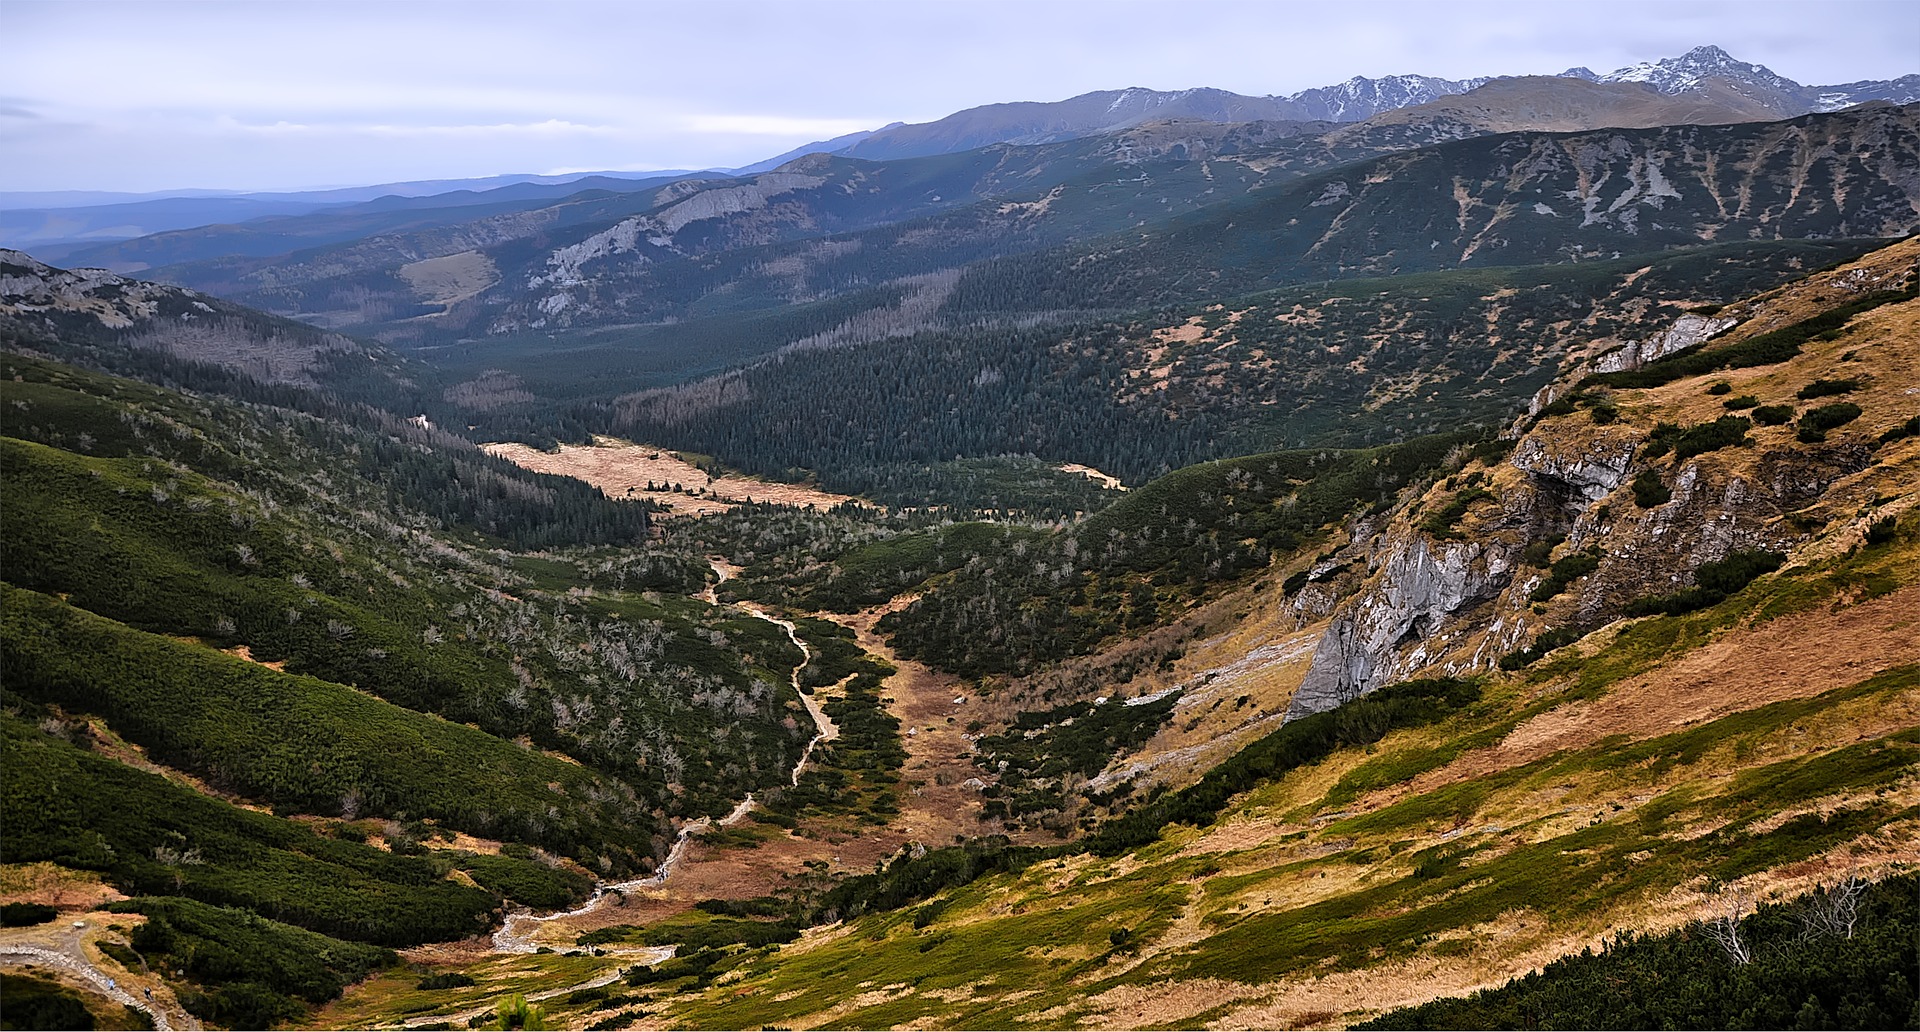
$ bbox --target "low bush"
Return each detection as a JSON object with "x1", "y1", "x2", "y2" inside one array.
[
  {"x1": 1360, "y1": 872, "x2": 1920, "y2": 1030},
  {"x1": 417, "y1": 972, "x2": 477, "y2": 990},
  {"x1": 0, "y1": 902, "x2": 58, "y2": 927},
  {"x1": 1630, "y1": 470, "x2": 1671, "y2": 508},
  {"x1": 1671, "y1": 416, "x2": 1752, "y2": 462},
  {"x1": 1797, "y1": 403, "x2": 1863, "y2": 443},
  {"x1": 1797, "y1": 377, "x2": 1861, "y2": 399},
  {"x1": 1877, "y1": 414, "x2": 1920, "y2": 447},
  {"x1": 1498, "y1": 627, "x2": 1584, "y2": 670},
  {"x1": 1625, "y1": 550, "x2": 1785, "y2": 618},
  {"x1": 1528, "y1": 550, "x2": 1601, "y2": 603}
]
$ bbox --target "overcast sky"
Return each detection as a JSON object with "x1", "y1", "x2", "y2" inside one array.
[{"x1": 5, "y1": 0, "x2": 1916, "y2": 195}]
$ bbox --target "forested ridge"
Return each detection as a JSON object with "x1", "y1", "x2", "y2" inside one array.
[
  {"x1": 0, "y1": 353, "x2": 821, "y2": 1024},
  {"x1": 600, "y1": 239, "x2": 1880, "y2": 503}
]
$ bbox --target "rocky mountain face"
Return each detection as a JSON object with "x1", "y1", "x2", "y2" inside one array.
[
  {"x1": 1282, "y1": 72, "x2": 1491, "y2": 120},
  {"x1": 0, "y1": 248, "x2": 403, "y2": 389},
  {"x1": 812, "y1": 79, "x2": 1490, "y2": 164},
  {"x1": 1017, "y1": 104, "x2": 1920, "y2": 303},
  {"x1": 829, "y1": 88, "x2": 1321, "y2": 161},
  {"x1": 1286, "y1": 238, "x2": 1918, "y2": 717}
]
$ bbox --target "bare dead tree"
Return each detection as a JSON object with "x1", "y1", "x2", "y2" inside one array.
[
  {"x1": 1797, "y1": 870, "x2": 1869, "y2": 942},
  {"x1": 1701, "y1": 889, "x2": 1755, "y2": 965}
]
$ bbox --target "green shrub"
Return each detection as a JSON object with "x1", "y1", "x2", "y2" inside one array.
[
  {"x1": 1706, "y1": 381, "x2": 1733, "y2": 395},
  {"x1": 1640, "y1": 422, "x2": 1684, "y2": 460},
  {"x1": 1529, "y1": 550, "x2": 1601, "y2": 603},
  {"x1": 115, "y1": 896, "x2": 394, "y2": 1028},
  {"x1": 1797, "y1": 403, "x2": 1863, "y2": 442},
  {"x1": 1721, "y1": 395, "x2": 1760, "y2": 410},
  {"x1": 1625, "y1": 550, "x2": 1785, "y2": 617},
  {"x1": 417, "y1": 972, "x2": 478, "y2": 990},
  {"x1": 1876, "y1": 414, "x2": 1920, "y2": 447},
  {"x1": 1796, "y1": 377, "x2": 1861, "y2": 399},
  {"x1": 1671, "y1": 416, "x2": 1751, "y2": 462},
  {"x1": 3, "y1": 716, "x2": 496, "y2": 947},
  {"x1": 1630, "y1": 470, "x2": 1671, "y2": 508},
  {"x1": 0, "y1": 973, "x2": 99, "y2": 1031},
  {"x1": 1421, "y1": 488, "x2": 1495, "y2": 540},
  {"x1": 1751, "y1": 404, "x2": 1795, "y2": 426},
  {"x1": 1359, "y1": 873, "x2": 1920, "y2": 1030},
  {"x1": 1498, "y1": 627, "x2": 1584, "y2": 670},
  {"x1": 0, "y1": 902, "x2": 58, "y2": 927}
]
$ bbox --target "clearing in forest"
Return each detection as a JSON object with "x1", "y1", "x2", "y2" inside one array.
[{"x1": 482, "y1": 437, "x2": 859, "y2": 516}]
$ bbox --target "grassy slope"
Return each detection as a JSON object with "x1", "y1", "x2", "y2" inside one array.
[{"x1": 633, "y1": 525, "x2": 1918, "y2": 1029}]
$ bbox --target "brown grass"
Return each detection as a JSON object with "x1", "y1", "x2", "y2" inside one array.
[{"x1": 483, "y1": 437, "x2": 858, "y2": 517}]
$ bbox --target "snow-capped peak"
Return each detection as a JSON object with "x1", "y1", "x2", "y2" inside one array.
[{"x1": 1599, "y1": 45, "x2": 1801, "y2": 96}]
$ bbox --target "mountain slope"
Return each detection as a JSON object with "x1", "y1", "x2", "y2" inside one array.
[
  {"x1": 1343, "y1": 75, "x2": 1787, "y2": 135},
  {"x1": 948, "y1": 104, "x2": 1920, "y2": 311},
  {"x1": 1602, "y1": 44, "x2": 1920, "y2": 113},
  {"x1": 418, "y1": 239, "x2": 1920, "y2": 1032}
]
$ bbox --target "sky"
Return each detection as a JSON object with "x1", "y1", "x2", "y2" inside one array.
[{"x1": 4, "y1": 0, "x2": 1917, "y2": 195}]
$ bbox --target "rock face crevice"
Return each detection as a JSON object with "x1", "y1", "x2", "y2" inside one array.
[{"x1": 1287, "y1": 532, "x2": 1519, "y2": 718}]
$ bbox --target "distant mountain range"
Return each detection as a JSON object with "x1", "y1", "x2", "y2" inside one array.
[
  {"x1": 3, "y1": 45, "x2": 1912, "y2": 257},
  {"x1": 760, "y1": 45, "x2": 1918, "y2": 165}
]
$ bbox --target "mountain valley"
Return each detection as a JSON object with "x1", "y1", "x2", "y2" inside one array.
[{"x1": 2, "y1": 39, "x2": 1917, "y2": 1032}]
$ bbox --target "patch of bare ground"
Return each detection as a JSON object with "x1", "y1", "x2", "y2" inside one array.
[
  {"x1": 398, "y1": 251, "x2": 499, "y2": 311},
  {"x1": 1370, "y1": 582, "x2": 1920, "y2": 812},
  {"x1": 1056, "y1": 462, "x2": 1127, "y2": 491},
  {"x1": 834, "y1": 603, "x2": 1049, "y2": 851},
  {"x1": 221, "y1": 643, "x2": 285, "y2": 671},
  {"x1": 482, "y1": 437, "x2": 858, "y2": 517}
]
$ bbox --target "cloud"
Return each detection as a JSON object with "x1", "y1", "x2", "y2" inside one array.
[
  {"x1": 3, "y1": 0, "x2": 1913, "y2": 193},
  {"x1": 680, "y1": 114, "x2": 880, "y2": 137},
  {"x1": 217, "y1": 117, "x2": 629, "y2": 138}
]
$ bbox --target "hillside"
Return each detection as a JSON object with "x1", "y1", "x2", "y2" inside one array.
[
  {"x1": 70, "y1": 108, "x2": 1899, "y2": 491},
  {"x1": 0, "y1": 326, "x2": 844, "y2": 1025},
  {"x1": 413, "y1": 238, "x2": 1917, "y2": 1032},
  {"x1": 606, "y1": 238, "x2": 1883, "y2": 499},
  {"x1": 4, "y1": 41, "x2": 1918, "y2": 1031},
  {"x1": 220, "y1": 236, "x2": 1920, "y2": 1032}
]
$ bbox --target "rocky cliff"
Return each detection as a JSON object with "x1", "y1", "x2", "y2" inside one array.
[{"x1": 1287, "y1": 237, "x2": 1918, "y2": 718}]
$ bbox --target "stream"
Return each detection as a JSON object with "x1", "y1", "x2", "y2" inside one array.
[{"x1": 490, "y1": 560, "x2": 836, "y2": 953}]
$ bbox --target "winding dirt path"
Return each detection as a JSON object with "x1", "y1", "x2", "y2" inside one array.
[
  {"x1": 491, "y1": 560, "x2": 833, "y2": 953},
  {"x1": 0, "y1": 920, "x2": 193, "y2": 1031}
]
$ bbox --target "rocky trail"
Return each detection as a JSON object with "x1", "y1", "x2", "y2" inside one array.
[{"x1": 0, "y1": 919, "x2": 196, "y2": 1031}]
